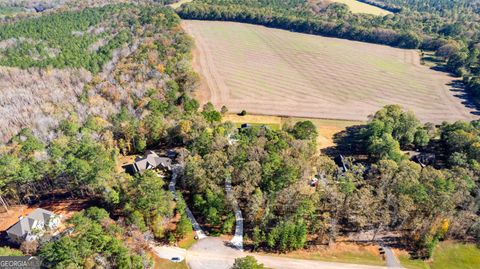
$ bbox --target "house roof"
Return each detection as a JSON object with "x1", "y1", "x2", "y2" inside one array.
[
  {"x1": 28, "y1": 208, "x2": 56, "y2": 223},
  {"x1": 6, "y1": 208, "x2": 56, "y2": 237},
  {"x1": 133, "y1": 151, "x2": 172, "y2": 172},
  {"x1": 6, "y1": 218, "x2": 36, "y2": 237}
]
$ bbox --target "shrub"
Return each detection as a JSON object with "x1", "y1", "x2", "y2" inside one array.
[{"x1": 231, "y1": 256, "x2": 265, "y2": 269}]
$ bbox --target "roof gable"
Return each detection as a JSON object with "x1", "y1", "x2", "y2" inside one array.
[
  {"x1": 7, "y1": 218, "x2": 34, "y2": 237},
  {"x1": 133, "y1": 151, "x2": 171, "y2": 172},
  {"x1": 6, "y1": 208, "x2": 56, "y2": 237},
  {"x1": 28, "y1": 208, "x2": 55, "y2": 223}
]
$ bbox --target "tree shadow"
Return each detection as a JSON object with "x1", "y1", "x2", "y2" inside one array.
[
  {"x1": 322, "y1": 124, "x2": 367, "y2": 158},
  {"x1": 422, "y1": 56, "x2": 443, "y2": 65},
  {"x1": 429, "y1": 64, "x2": 448, "y2": 73},
  {"x1": 447, "y1": 80, "x2": 480, "y2": 116}
]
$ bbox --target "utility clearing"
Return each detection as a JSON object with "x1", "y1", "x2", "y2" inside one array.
[{"x1": 183, "y1": 20, "x2": 478, "y2": 124}]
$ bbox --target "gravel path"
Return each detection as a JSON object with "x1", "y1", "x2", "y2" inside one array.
[{"x1": 169, "y1": 164, "x2": 207, "y2": 239}]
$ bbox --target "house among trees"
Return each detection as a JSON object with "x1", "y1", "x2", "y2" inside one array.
[
  {"x1": 411, "y1": 152, "x2": 436, "y2": 168},
  {"x1": 6, "y1": 208, "x2": 61, "y2": 244},
  {"x1": 124, "y1": 150, "x2": 172, "y2": 174}
]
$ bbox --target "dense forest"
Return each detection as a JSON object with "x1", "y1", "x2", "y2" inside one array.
[
  {"x1": 0, "y1": 3, "x2": 198, "y2": 267},
  {"x1": 179, "y1": 104, "x2": 480, "y2": 258},
  {"x1": 0, "y1": 5, "x2": 134, "y2": 73},
  {"x1": 0, "y1": 1, "x2": 479, "y2": 267}
]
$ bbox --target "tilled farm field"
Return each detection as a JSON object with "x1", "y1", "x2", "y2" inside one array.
[{"x1": 183, "y1": 20, "x2": 478, "y2": 123}]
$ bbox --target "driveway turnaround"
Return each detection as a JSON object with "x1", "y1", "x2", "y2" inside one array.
[{"x1": 151, "y1": 245, "x2": 187, "y2": 262}]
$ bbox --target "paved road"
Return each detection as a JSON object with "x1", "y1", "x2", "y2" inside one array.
[
  {"x1": 383, "y1": 246, "x2": 403, "y2": 268},
  {"x1": 169, "y1": 164, "x2": 207, "y2": 239},
  {"x1": 187, "y1": 237, "x2": 388, "y2": 269},
  {"x1": 225, "y1": 177, "x2": 243, "y2": 250}
]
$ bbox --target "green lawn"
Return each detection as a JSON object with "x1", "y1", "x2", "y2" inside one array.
[
  {"x1": 178, "y1": 231, "x2": 197, "y2": 249},
  {"x1": 399, "y1": 254, "x2": 430, "y2": 269},
  {"x1": 0, "y1": 7, "x2": 25, "y2": 17},
  {"x1": 430, "y1": 242, "x2": 480, "y2": 269},
  {"x1": 400, "y1": 242, "x2": 480, "y2": 269}
]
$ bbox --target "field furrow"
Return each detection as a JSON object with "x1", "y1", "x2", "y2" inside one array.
[{"x1": 183, "y1": 20, "x2": 479, "y2": 123}]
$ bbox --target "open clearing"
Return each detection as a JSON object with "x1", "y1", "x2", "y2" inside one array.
[
  {"x1": 332, "y1": 0, "x2": 391, "y2": 15},
  {"x1": 0, "y1": 199, "x2": 89, "y2": 231},
  {"x1": 223, "y1": 114, "x2": 362, "y2": 149},
  {"x1": 184, "y1": 20, "x2": 478, "y2": 124},
  {"x1": 169, "y1": 0, "x2": 193, "y2": 9}
]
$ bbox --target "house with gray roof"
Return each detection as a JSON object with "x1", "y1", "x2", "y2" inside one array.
[
  {"x1": 128, "y1": 150, "x2": 172, "y2": 174},
  {"x1": 6, "y1": 208, "x2": 61, "y2": 244}
]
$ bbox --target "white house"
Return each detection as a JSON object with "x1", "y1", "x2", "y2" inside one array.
[{"x1": 6, "y1": 208, "x2": 61, "y2": 244}]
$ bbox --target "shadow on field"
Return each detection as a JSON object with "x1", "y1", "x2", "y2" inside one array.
[
  {"x1": 448, "y1": 80, "x2": 480, "y2": 116},
  {"x1": 323, "y1": 125, "x2": 367, "y2": 158}
]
